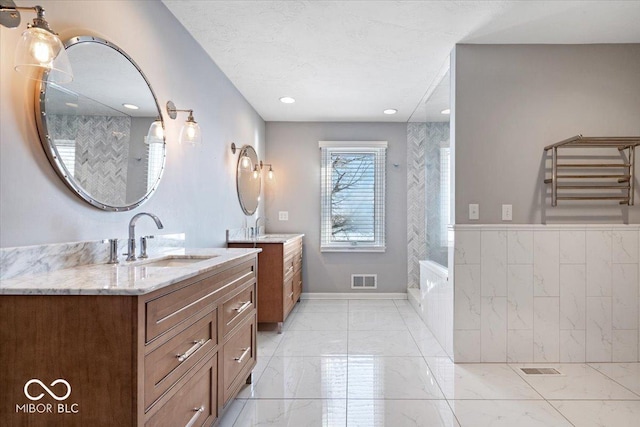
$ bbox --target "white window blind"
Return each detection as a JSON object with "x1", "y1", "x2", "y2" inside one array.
[
  {"x1": 440, "y1": 147, "x2": 450, "y2": 246},
  {"x1": 320, "y1": 141, "x2": 386, "y2": 252},
  {"x1": 145, "y1": 136, "x2": 165, "y2": 191},
  {"x1": 53, "y1": 139, "x2": 76, "y2": 178}
]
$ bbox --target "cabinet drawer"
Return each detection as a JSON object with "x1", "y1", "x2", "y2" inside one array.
[
  {"x1": 146, "y1": 260, "x2": 255, "y2": 342},
  {"x1": 222, "y1": 281, "x2": 255, "y2": 338},
  {"x1": 144, "y1": 309, "x2": 217, "y2": 409},
  {"x1": 293, "y1": 249, "x2": 302, "y2": 273},
  {"x1": 293, "y1": 269, "x2": 302, "y2": 301},
  {"x1": 222, "y1": 314, "x2": 256, "y2": 404},
  {"x1": 283, "y1": 276, "x2": 295, "y2": 314},
  {"x1": 145, "y1": 353, "x2": 217, "y2": 427},
  {"x1": 283, "y1": 255, "x2": 295, "y2": 278}
]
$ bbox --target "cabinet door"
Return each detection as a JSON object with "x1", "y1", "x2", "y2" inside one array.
[
  {"x1": 221, "y1": 314, "x2": 256, "y2": 406},
  {"x1": 145, "y1": 353, "x2": 217, "y2": 427}
]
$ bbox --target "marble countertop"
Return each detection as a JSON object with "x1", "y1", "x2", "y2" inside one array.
[
  {"x1": 0, "y1": 248, "x2": 261, "y2": 296},
  {"x1": 227, "y1": 233, "x2": 304, "y2": 244}
]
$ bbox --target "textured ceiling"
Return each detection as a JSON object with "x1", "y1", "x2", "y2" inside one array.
[{"x1": 162, "y1": 1, "x2": 640, "y2": 122}]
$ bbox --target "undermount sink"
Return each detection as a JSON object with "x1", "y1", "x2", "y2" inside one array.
[{"x1": 131, "y1": 255, "x2": 217, "y2": 268}]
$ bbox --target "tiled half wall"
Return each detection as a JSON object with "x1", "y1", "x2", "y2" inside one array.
[{"x1": 452, "y1": 224, "x2": 640, "y2": 363}]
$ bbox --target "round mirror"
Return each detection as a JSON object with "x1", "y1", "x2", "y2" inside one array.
[
  {"x1": 35, "y1": 36, "x2": 165, "y2": 211},
  {"x1": 236, "y1": 145, "x2": 261, "y2": 215}
]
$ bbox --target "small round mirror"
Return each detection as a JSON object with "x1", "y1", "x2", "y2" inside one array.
[
  {"x1": 35, "y1": 36, "x2": 165, "y2": 211},
  {"x1": 236, "y1": 145, "x2": 261, "y2": 215}
]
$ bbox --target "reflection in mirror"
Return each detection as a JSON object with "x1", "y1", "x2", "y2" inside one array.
[
  {"x1": 36, "y1": 36, "x2": 165, "y2": 211},
  {"x1": 236, "y1": 145, "x2": 261, "y2": 215}
]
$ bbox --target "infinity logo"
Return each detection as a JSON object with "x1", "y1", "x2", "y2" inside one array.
[{"x1": 24, "y1": 379, "x2": 72, "y2": 401}]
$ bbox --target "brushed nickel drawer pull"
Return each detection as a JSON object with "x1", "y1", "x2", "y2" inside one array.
[
  {"x1": 176, "y1": 339, "x2": 206, "y2": 363},
  {"x1": 185, "y1": 406, "x2": 204, "y2": 427},
  {"x1": 288, "y1": 292, "x2": 294, "y2": 299},
  {"x1": 234, "y1": 301, "x2": 252, "y2": 314},
  {"x1": 286, "y1": 265, "x2": 294, "y2": 274},
  {"x1": 234, "y1": 347, "x2": 251, "y2": 364}
]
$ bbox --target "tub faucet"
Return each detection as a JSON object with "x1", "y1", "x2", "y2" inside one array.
[
  {"x1": 126, "y1": 212, "x2": 164, "y2": 261},
  {"x1": 255, "y1": 217, "x2": 265, "y2": 238}
]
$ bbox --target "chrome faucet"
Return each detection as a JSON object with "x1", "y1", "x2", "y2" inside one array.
[
  {"x1": 126, "y1": 212, "x2": 164, "y2": 261},
  {"x1": 254, "y1": 217, "x2": 265, "y2": 238}
]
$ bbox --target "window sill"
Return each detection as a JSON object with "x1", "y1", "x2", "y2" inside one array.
[{"x1": 321, "y1": 246, "x2": 386, "y2": 253}]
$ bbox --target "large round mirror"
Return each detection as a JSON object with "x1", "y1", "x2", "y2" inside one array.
[
  {"x1": 236, "y1": 145, "x2": 261, "y2": 215},
  {"x1": 35, "y1": 36, "x2": 165, "y2": 211}
]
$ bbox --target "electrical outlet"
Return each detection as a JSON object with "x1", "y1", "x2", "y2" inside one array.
[
  {"x1": 502, "y1": 204, "x2": 513, "y2": 221},
  {"x1": 469, "y1": 204, "x2": 479, "y2": 220},
  {"x1": 278, "y1": 211, "x2": 289, "y2": 221}
]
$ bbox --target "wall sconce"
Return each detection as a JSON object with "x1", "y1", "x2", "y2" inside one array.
[
  {"x1": 253, "y1": 161, "x2": 274, "y2": 180},
  {"x1": 231, "y1": 142, "x2": 253, "y2": 171},
  {"x1": 0, "y1": 0, "x2": 73, "y2": 83},
  {"x1": 145, "y1": 117, "x2": 164, "y2": 145},
  {"x1": 231, "y1": 143, "x2": 275, "y2": 180},
  {"x1": 166, "y1": 101, "x2": 201, "y2": 145}
]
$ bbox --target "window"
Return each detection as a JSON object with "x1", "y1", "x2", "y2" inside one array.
[
  {"x1": 146, "y1": 138, "x2": 165, "y2": 191},
  {"x1": 439, "y1": 146, "x2": 450, "y2": 246},
  {"x1": 53, "y1": 139, "x2": 76, "y2": 178},
  {"x1": 320, "y1": 141, "x2": 386, "y2": 252}
]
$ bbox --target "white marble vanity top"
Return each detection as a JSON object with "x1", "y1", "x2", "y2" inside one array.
[
  {"x1": 0, "y1": 248, "x2": 261, "y2": 296},
  {"x1": 227, "y1": 233, "x2": 304, "y2": 244}
]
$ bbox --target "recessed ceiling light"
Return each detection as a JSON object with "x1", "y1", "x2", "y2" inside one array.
[
  {"x1": 123, "y1": 103, "x2": 139, "y2": 110},
  {"x1": 383, "y1": 109, "x2": 398, "y2": 115},
  {"x1": 279, "y1": 97, "x2": 295, "y2": 104},
  {"x1": 441, "y1": 108, "x2": 451, "y2": 115}
]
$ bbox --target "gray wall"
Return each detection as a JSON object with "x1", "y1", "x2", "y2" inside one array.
[
  {"x1": 265, "y1": 122, "x2": 408, "y2": 294},
  {"x1": 454, "y1": 44, "x2": 640, "y2": 224},
  {"x1": 0, "y1": 0, "x2": 265, "y2": 248}
]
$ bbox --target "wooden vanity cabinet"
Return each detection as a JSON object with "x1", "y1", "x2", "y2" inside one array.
[
  {"x1": 228, "y1": 236, "x2": 303, "y2": 331},
  {"x1": 0, "y1": 254, "x2": 257, "y2": 427}
]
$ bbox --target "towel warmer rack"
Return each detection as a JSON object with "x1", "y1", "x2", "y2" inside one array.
[{"x1": 544, "y1": 135, "x2": 640, "y2": 206}]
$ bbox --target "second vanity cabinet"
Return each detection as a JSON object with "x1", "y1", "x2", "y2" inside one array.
[
  {"x1": 228, "y1": 235, "x2": 303, "y2": 331},
  {"x1": 0, "y1": 252, "x2": 258, "y2": 427}
]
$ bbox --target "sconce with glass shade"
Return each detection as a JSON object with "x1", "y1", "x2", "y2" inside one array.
[
  {"x1": 230, "y1": 142, "x2": 274, "y2": 180},
  {"x1": 0, "y1": 0, "x2": 73, "y2": 83},
  {"x1": 145, "y1": 117, "x2": 164, "y2": 145},
  {"x1": 166, "y1": 101, "x2": 201, "y2": 145}
]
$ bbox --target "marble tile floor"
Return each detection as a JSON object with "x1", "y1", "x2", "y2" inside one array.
[{"x1": 219, "y1": 299, "x2": 640, "y2": 426}]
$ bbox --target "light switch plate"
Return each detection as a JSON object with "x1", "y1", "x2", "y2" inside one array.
[
  {"x1": 469, "y1": 204, "x2": 479, "y2": 220},
  {"x1": 278, "y1": 211, "x2": 289, "y2": 221},
  {"x1": 502, "y1": 204, "x2": 513, "y2": 221}
]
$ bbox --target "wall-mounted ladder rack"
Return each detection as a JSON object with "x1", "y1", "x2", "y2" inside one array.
[{"x1": 544, "y1": 135, "x2": 640, "y2": 206}]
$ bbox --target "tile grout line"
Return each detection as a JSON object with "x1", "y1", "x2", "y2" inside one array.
[
  {"x1": 505, "y1": 363, "x2": 577, "y2": 426},
  {"x1": 584, "y1": 363, "x2": 640, "y2": 398}
]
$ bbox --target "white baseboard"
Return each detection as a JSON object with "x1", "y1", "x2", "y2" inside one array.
[{"x1": 301, "y1": 292, "x2": 407, "y2": 300}]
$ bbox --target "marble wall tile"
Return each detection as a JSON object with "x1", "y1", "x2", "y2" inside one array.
[
  {"x1": 559, "y1": 330, "x2": 586, "y2": 362},
  {"x1": 612, "y1": 329, "x2": 639, "y2": 362},
  {"x1": 454, "y1": 265, "x2": 481, "y2": 330},
  {"x1": 533, "y1": 231, "x2": 559, "y2": 297},
  {"x1": 586, "y1": 230, "x2": 613, "y2": 296},
  {"x1": 560, "y1": 264, "x2": 586, "y2": 330},
  {"x1": 454, "y1": 231, "x2": 480, "y2": 265},
  {"x1": 612, "y1": 263, "x2": 639, "y2": 330},
  {"x1": 450, "y1": 225, "x2": 639, "y2": 363},
  {"x1": 533, "y1": 297, "x2": 560, "y2": 362},
  {"x1": 559, "y1": 230, "x2": 585, "y2": 264},
  {"x1": 454, "y1": 329, "x2": 481, "y2": 363},
  {"x1": 507, "y1": 265, "x2": 533, "y2": 330},
  {"x1": 586, "y1": 296, "x2": 613, "y2": 362},
  {"x1": 481, "y1": 231, "x2": 507, "y2": 297},
  {"x1": 507, "y1": 230, "x2": 533, "y2": 264},
  {"x1": 481, "y1": 296, "x2": 507, "y2": 362},
  {"x1": 507, "y1": 329, "x2": 533, "y2": 363},
  {"x1": 612, "y1": 230, "x2": 639, "y2": 264}
]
